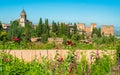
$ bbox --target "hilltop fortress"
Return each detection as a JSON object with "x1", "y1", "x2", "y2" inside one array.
[
  {"x1": 76, "y1": 23, "x2": 114, "y2": 36},
  {"x1": 2, "y1": 10, "x2": 114, "y2": 36}
]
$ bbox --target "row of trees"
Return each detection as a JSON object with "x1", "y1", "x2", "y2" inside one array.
[
  {"x1": 36, "y1": 18, "x2": 77, "y2": 38},
  {"x1": 0, "y1": 18, "x2": 117, "y2": 44},
  {"x1": 0, "y1": 18, "x2": 78, "y2": 43},
  {"x1": 35, "y1": 18, "x2": 78, "y2": 42}
]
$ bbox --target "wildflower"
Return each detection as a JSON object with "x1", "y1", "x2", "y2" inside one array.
[
  {"x1": 118, "y1": 58, "x2": 120, "y2": 69},
  {"x1": 12, "y1": 36, "x2": 20, "y2": 42},
  {"x1": 69, "y1": 63, "x2": 73, "y2": 73},
  {"x1": 96, "y1": 49, "x2": 100, "y2": 59},
  {"x1": 59, "y1": 57, "x2": 63, "y2": 62},
  {"x1": 15, "y1": 38, "x2": 20, "y2": 42},
  {"x1": 4, "y1": 58, "x2": 9, "y2": 62},
  {"x1": 118, "y1": 58, "x2": 120, "y2": 64}
]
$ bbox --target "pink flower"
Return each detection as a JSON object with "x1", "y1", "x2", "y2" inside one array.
[
  {"x1": 12, "y1": 36, "x2": 20, "y2": 42},
  {"x1": 15, "y1": 38, "x2": 20, "y2": 42}
]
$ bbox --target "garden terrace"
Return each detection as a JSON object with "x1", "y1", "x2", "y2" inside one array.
[{"x1": 0, "y1": 50, "x2": 119, "y2": 75}]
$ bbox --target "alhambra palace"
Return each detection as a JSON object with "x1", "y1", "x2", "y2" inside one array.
[{"x1": 2, "y1": 10, "x2": 114, "y2": 37}]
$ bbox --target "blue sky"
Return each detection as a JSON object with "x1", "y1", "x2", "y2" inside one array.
[{"x1": 0, "y1": 0, "x2": 120, "y2": 28}]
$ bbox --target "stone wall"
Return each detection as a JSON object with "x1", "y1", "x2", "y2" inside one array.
[
  {"x1": 48, "y1": 38, "x2": 63, "y2": 45},
  {"x1": 101, "y1": 25, "x2": 114, "y2": 36},
  {"x1": 2, "y1": 50, "x2": 115, "y2": 63}
]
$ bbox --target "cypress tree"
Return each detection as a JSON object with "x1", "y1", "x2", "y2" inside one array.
[
  {"x1": 24, "y1": 22, "x2": 32, "y2": 42},
  {"x1": 0, "y1": 21, "x2": 3, "y2": 32},
  {"x1": 36, "y1": 18, "x2": 43, "y2": 37},
  {"x1": 44, "y1": 19, "x2": 50, "y2": 37},
  {"x1": 52, "y1": 21, "x2": 58, "y2": 34},
  {"x1": 73, "y1": 23, "x2": 77, "y2": 34}
]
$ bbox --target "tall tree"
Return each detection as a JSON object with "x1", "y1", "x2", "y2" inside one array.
[
  {"x1": 59, "y1": 23, "x2": 64, "y2": 37},
  {"x1": 0, "y1": 21, "x2": 3, "y2": 32},
  {"x1": 52, "y1": 21, "x2": 58, "y2": 35},
  {"x1": 36, "y1": 18, "x2": 43, "y2": 37},
  {"x1": 73, "y1": 23, "x2": 77, "y2": 34},
  {"x1": 97, "y1": 28, "x2": 101, "y2": 37},
  {"x1": 44, "y1": 19, "x2": 50, "y2": 37},
  {"x1": 24, "y1": 22, "x2": 32, "y2": 42},
  {"x1": 57, "y1": 22, "x2": 60, "y2": 37},
  {"x1": 8, "y1": 21, "x2": 22, "y2": 40},
  {"x1": 65, "y1": 25, "x2": 70, "y2": 38}
]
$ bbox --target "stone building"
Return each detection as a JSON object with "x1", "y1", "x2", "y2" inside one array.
[
  {"x1": 17, "y1": 9, "x2": 32, "y2": 27},
  {"x1": 77, "y1": 23, "x2": 85, "y2": 32},
  {"x1": 69, "y1": 25, "x2": 74, "y2": 34},
  {"x1": 2, "y1": 24, "x2": 10, "y2": 30},
  {"x1": 77, "y1": 23, "x2": 96, "y2": 34},
  {"x1": 101, "y1": 25, "x2": 114, "y2": 36}
]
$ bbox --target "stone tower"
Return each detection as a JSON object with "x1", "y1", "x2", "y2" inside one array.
[
  {"x1": 19, "y1": 9, "x2": 26, "y2": 27},
  {"x1": 90, "y1": 23, "x2": 96, "y2": 32},
  {"x1": 101, "y1": 25, "x2": 114, "y2": 36}
]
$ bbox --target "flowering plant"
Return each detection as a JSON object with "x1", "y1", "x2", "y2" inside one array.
[{"x1": 12, "y1": 36, "x2": 20, "y2": 42}]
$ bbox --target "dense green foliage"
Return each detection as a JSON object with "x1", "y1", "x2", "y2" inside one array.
[
  {"x1": 92, "y1": 28, "x2": 101, "y2": 37},
  {"x1": 0, "y1": 19, "x2": 119, "y2": 50},
  {"x1": 0, "y1": 50, "x2": 118, "y2": 75},
  {"x1": 8, "y1": 21, "x2": 23, "y2": 40},
  {"x1": 0, "y1": 41, "x2": 55, "y2": 50}
]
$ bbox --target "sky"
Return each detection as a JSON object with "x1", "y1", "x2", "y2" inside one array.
[{"x1": 0, "y1": 0, "x2": 120, "y2": 28}]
